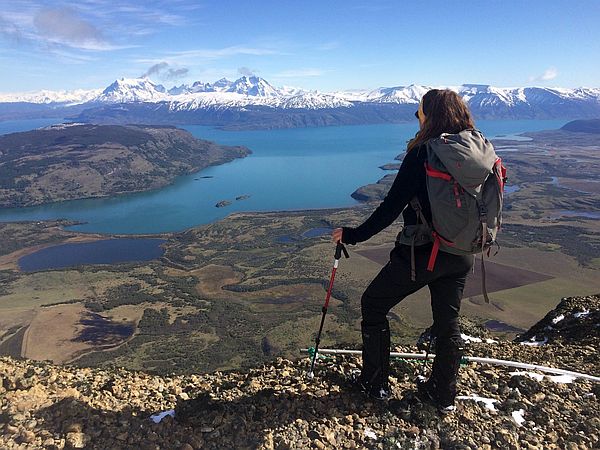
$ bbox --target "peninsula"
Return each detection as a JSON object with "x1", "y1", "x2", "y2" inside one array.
[{"x1": 0, "y1": 123, "x2": 250, "y2": 208}]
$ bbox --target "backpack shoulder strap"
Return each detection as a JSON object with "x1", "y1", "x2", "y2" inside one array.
[
  {"x1": 408, "y1": 197, "x2": 432, "y2": 282},
  {"x1": 410, "y1": 197, "x2": 430, "y2": 229}
]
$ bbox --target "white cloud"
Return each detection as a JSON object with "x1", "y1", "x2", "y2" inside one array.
[
  {"x1": 141, "y1": 61, "x2": 189, "y2": 80},
  {"x1": 170, "y1": 46, "x2": 282, "y2": 61},
  {"x1": 273, "y1": 68, "x2": 327, "y2": 78},
  {"x1": 135, "y1": 46, "x2": 284, "y2": 67},
  {"x1": 238, "y1": 67, "x2": 257, "y2": 77},
  {"x1": 529, "y1": 67, "x2": 558, "y2": 82},
  {"x1": 541, "y1": 67, "x2": 558, "y2": 80},
  {"x1": 33, "y1": 7, "x2": 110, "y2": 50}
]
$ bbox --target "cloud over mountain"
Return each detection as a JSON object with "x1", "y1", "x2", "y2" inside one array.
[
  {"x1": 142, "y1": 62, "x2": 189, "y2": 80},
  {"x1": 530, "y1": 67, "x2": 558, "y2": 82},
  {"x1": 33, "y1": 7, "x2": 112, "y2": 51}
]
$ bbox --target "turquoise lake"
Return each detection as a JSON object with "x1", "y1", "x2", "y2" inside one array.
[{"x1": 0, "y1": 119, "x2": 568, "y2": 234}]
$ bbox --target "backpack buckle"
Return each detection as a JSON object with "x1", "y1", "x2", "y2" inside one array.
[{"x1": 479, "y1": 204, "x2": 488, "y2": 220}]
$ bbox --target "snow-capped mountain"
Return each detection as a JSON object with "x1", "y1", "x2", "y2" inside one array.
[
  {"x1": 95, "y1": 78, "x2": 168, "y2": 103},
  {"x1": 2, "y1": 76, "x2": 600, "y2": 129},
  {"x1": 4, "y1": 76, "x2": 600, "y2": 110},
  {"x1": 363, "y1": 84, "x2": 432, "y2": 104},
  {"x1": 0, "y1": 88, "x2": 102, "y2": 105},
  {"x1": 226, "y1": 76, "x2": 279, "y2": 97}
]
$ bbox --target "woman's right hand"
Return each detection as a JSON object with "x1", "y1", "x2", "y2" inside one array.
[{"x1": 332, "y1": 228, "x2": 343, "y2": 243}]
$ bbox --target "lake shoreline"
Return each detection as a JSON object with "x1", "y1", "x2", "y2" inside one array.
[
  {"x1": 0, "y1": 119, "x2": 571, "y2": 234},
  {"x1": 0, "y1": 124, "x2": 251, "y2": 209}
]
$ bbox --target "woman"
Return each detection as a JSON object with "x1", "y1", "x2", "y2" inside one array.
[{"x1": 332, "y1": 89, "x2": 479, "y2": 412}]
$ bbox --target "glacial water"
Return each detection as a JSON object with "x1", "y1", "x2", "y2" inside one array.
[
  {"x1": 17, "y1": 238, "x2": 166, "y2": 272},
  {"x1": 0, "y1": 119, "x2": 568, "y2": 234}
]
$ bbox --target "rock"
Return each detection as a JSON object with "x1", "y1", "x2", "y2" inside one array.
[
  {"x1": 532, "y1": 392, "x2": 546, "y2": 403},
  {"x1": 65, "y1": 423, "x2": 83, "y2": 433},
  {"x1": 546, "y1": 431, "x2": 559, "y2": 443},
  {"x1": 324, "y1": 430, "x2": 337, "y2": 445},
  {"x1": 179, "y1": 444, "x2": 194, "y2": 450},
  {"x1": 18, "y1": 430, "x2": 36, "y2": 444},
  {"x1": 314, "y1": 439, "x2": 326, "y2": 450},
  {"x1": 116, "y1": 432, "x2": 129, "y2": 441},
  {"x1": 66, "y1": 432, "x2": 88, "y2": 449}
]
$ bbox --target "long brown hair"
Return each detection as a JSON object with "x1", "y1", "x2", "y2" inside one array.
[{"x1": 407, "y1": 89, "x2": 475, "y2": 151}]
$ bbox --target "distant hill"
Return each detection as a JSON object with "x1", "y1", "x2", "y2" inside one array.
[
  {"x1": 0, "y1": 124, "x2": 250, "y2": 208},
  {"x1": 561, "y1": 118, "x2": 600, "y2": 133}
]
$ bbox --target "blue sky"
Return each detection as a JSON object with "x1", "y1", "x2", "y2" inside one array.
[{"x1": 1, "y1": 0, "x2": 599, "y2": 92}]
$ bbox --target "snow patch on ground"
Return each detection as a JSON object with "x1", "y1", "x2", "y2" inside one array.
[
  {"x1": 364, "y1": 427, "x2": 377, "y2": 440},
  {"x1": 456, "y1": 394, "x2": 498, "y2": 411},
  {"x1": 574, "y1": 309, "x2": 590, "y2": 319},
  {"x1": 547, "y1": 374, "x2": 576, "y2": 384},
  {"x1": 510, "y1": 371, "x2": 544, "y2": 381},
  {"x1": 461, "y1": 334, "x2": 497, "y2": 344},
  {"x1": 150, "y1": 409, "x2": 175, "y2": 423},
  {"x1": 512, "y1": 409, "x2": 526, "y2": 426},
  {"x1": 552, "y1": 314, "x2": 565, "y2": 324},
  {"x1": 520, "y1": 336, "x2": 548, "y2": 346},
  {"x1": 509, "y1": 371, "x2": 576, "y2": 384}
]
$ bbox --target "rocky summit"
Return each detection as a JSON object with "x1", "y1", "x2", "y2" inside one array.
[{"x1": 1, "y1": 296, "x2": 598, "y2": 450}]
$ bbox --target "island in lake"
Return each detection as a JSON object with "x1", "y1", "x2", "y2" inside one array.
[{"x1": 0, "y1": 123, "x2": 251, "y2": 208}]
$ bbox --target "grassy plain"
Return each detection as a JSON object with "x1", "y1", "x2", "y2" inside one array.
[{"x1": 0, "y1": 129, "x2": 598, "y2": 374}]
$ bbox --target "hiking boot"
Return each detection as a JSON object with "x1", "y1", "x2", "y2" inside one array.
[
  {"x1": 416, "y1": 376, "x2": 456, "y2": 414},
  {"x1": 348, "y1": 370, "x2": 390, "y2": 401},
  {"x1": 360, "y1": 320, "x2": 391, "y2": 397},
  {"x1": 416, "y1": 336, "x2": 464, "y2": 413}
]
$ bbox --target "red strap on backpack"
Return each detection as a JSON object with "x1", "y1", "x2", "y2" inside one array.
[
  {"x1": 427, "y1": 232, "x2": 455, "y2": 272},
  {"x1": 427, "y1": 234, "x2": 441, "y2": 272},
  {"x1": 425, "y1": 163, "x2": 452, "y2": 181}
]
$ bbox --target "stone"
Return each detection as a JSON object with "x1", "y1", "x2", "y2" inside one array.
[
  {"x1": 116, "y1": 432, "x2": 129, "y2": 441},
  {"x1": 324, "y1": 430, "x2": 337, "y2": 445},
  {"x1": 18, "y1": 430, "x2": 36, "y2": 444},
  {"x1": 5, "y1": 424, "x2": 19, "y2": 435},
  {"x1": 546, "y1": 431, "x2": 559, "y2": 443},
  {"x1": 66, "y1": 432, "x2": 88, "y2": 449},
  {"x1": 314, "y1": 439, "x2": 326, "y2": 450},
  {"x1": 532, "y1": 393, "x2": 546, "y2": 403},
  {"x1": 65, "y1": 423, "x2": 83, "y2": 433}
]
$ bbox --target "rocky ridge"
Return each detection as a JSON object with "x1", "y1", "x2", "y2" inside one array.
[{"x1": 1, "y1": 296, "x2": 598, "y2": 449}]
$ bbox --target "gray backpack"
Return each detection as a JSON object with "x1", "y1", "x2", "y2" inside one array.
[{"x1": 408, "y1": 129, "x2": 506, "y2": 302}]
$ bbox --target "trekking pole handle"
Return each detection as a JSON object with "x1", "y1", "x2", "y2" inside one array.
[{"x1": 335, "y1": 241, "x2": 349, "y2": 260}]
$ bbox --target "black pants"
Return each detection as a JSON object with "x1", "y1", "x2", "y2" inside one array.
[{"x1": 361, "y1": 243, "x2": 473, "y2": 340}]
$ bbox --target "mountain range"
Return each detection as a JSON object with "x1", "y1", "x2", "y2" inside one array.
[{"x1": 1, "y1": 76, "x2": 600, "y2": 129}]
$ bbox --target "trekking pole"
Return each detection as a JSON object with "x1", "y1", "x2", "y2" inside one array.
[
  {"x1": 307, "y1": 241, "x2": 349, "y2": 379},
  {"x1": 418, "y1": 333, "x2": 434, "y2": 380}
]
